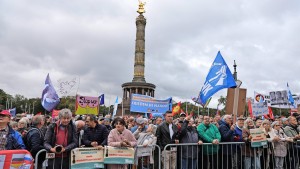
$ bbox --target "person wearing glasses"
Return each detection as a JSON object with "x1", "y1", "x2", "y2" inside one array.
[
  {"x1": 107, "y1": 117, "x2": 137, "y2": 169},
  {"x1": 0, "y1": 110, "x2": 25, "y2": 150}
]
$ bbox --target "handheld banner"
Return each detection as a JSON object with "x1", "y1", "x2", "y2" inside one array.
[
  {"x1": 75, "y1": 95, "x2": 99, "y2": 115},
  {"x1": 0, "y1": 150, "x2": 33, "y2": 169},
  {"x1": 130, "y1": 94, "x2": 172, "y2": 114},
  {"x1": 71, "y1": 147, "x2": 104, "y2": 169},
  {"x1": 250, "y1": 128, "x2": 267, "y2": 147},
  {"x1": 252, "y1": 102, "x2": 269, "y2": 116},
  {"x1": 104, "y1": 146, "x2": 135, "y2": 164}
]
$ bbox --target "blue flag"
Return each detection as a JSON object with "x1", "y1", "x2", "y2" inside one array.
[
  {"x1": 287, "y1": 83, "x2": 295, "y2": 107},
  {"x1": 199, "y1": 51, "x2": 236, "y2": 104},
  {"x1": 9, "y1": 108, "x2": 16, "y2": 117},
  {"x1": 41, "y1": 74, "x2": 60, "y2": 112},
  {"x1": 99, "y1": 94, "x2": 104, "y2": 105}
]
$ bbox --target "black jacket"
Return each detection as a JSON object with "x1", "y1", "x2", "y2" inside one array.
[
  {"x1": 44, "y1": 121, "x2": 78, "y2": 154},
  {"x1": 82, "y1": 123, "x2": 109, "y2": 147},
  {"x1": 25, "y1": 126, "x2": 44, "y2": 158},
  {"x1": 156, "y1": 121, "x2": 179, "y2": 150}
]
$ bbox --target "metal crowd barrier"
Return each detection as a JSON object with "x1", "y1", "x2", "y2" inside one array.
[
  {"x1": 33, "y1": 141, "x2": 300, "y2": 169},
  {"x1": 34, "y1": 145, "x2": 161, "y2": 169},
  {"x1": 161, "y1": 141, "x2": 300, "y2": 169}
]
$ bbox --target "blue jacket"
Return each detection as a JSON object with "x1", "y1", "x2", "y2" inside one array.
[
  {"x1": 218, "y1": 120, "x2": 235, "y2": 155},
  {"x1": 6, "y1": 125, "x2": 26, "y2": 150}
]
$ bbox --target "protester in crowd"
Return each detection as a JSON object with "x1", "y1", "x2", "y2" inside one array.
[
  {"x1": 74, "y1": 120, "x2": 85, "y2": 147},
  {"x1": 281, "y1": 117, "x2": 289, "y2": 128},
  {"x1": 98, "y1": 117, "x2": 105, "y2": 125},
  {"x1": 9, "y1": 121, "x2": 18, "y2": 131},
  {"x1": 270, "y1": 121, "x2": 293, "y2": 169},
  {"x1": 155, "y1": 117, "x2": 163, "y2": 126},
  {"x1": 82, "y1": 114, "x2": 108, "y2": 148},
  {"x1": 283, "y1": 116, "x2": 300, "y2": 168},
  {"x1": 156, "y1": 110, "x2": 179, "y2": 169},
  {"x1": 44, "y1": 109, "x2": 78, "y2": 169},
  {"x1": 103, "y1": 118, "x2": 112, "y2": 131},
  {"x1": 260, "y1": 119, "x2": 274, "y2": 169},
  {"x1": 131, "y1": 117, "x2": 147, "y2": 133},
  {"x1": 179, "y1": 114, "x2": 202, "y2": 169},
  {"x1": 197, "y1": 115, "x2": 221, "y2": 169},
  {"x1": 25, "y1": 115, "x2": 45, "y2": 168},
  {"x1": 127, "y1": 117, "x2": 135, "y2": 130},
  {"x1": 255, "y1": 118, "x2": 263, "y2": 128},
  {"x1": 242, "y1": 118, "x2": 261, "y2": 169},
  {"x1": 232, "y1": 116, "x2": 245, "y2": 169},
  {"x1": 0, "y1": 110, "x2": 25, "y2": 150},
  {"x1": 135, "y1": 124, "x2": 157, "y2": 169},
  {"x1": 218, "y1": 114, "x2": 235, "y2": 169},
  {"x1": 107, "y1": 117, "x2": 137, "y2": 169},
  {"x1": 17, "y1": 118, "x2": 28, "y2": 138}
]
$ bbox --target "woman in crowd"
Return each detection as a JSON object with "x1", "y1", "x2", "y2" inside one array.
[
  {"x1": 107, "y1": 117, "x2": 137, "y2": 169},
  {"x1": 270, "y1": 121, "x2": 293, "y2": 169},
  {"x1": 242, "y1": 118, "x2": 261, "y2": 169},
  {"x1": 135, "y1": 124, "x2": 157, "y2": 169},
  {"x1": 260, "y1": 119, "x2": 274, "y2": 169}
]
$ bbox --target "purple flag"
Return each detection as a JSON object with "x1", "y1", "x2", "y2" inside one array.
[{"x1": 41, "y1": 74, "x2": 60, "y2": 112}]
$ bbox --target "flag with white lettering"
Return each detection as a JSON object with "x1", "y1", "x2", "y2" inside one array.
[
  {"x1": 287, "y1": 82, "x2": 295, "y2": 108},
  {"x1": 199, "y1": 51, "x2": 236, "y2": 104}
]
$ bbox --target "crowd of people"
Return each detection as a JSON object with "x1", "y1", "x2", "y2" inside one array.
[{"x1": 0, "y1": 108, "x2": 300, "y2": 169}]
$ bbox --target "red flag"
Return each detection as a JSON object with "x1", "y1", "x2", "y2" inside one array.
[
  {"x1": 248, "y1": 99, "x2": 253, "y2": 118},
  {"x1": 172, "y1": 102, "x2": 181, "y2": 116},
  {"x1": 268, "y1": 107, "x2": 274, "y2": 120}
]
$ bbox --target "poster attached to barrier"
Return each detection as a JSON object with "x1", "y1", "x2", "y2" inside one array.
[
  {"x1": 104, "y1": 146, "x2": 135, "y2": 164},
  {"x1": 71, "y1": 147, "x2": 104, "y2": 169},
  {"x1": 0, "y1": 150, "x2": 33, "y2": 169},
  {"x1": 250, "y1": 128, "x2": 267, "y2": 147}
]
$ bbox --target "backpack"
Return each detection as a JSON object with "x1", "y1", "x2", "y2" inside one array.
[{"x1": 24, "y1": 128, "x2": 42, "y2": 150}]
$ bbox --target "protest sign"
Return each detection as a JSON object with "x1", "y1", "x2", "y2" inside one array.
[
  {"x1": 252, "y1": 102, "x2": 269, "y2": 116},
  {"x1": 71, "y1": 148, "x2": 104, "y2": 169},
  {"x1": 104, "y1": 146, "x2": 135, "y2": 164},
  {"x1": 130, "y1": 94, "x2": 172, "y2": 114},
  {"x1": 250, "y1": 128, "x2": 267, "y2": 147}
]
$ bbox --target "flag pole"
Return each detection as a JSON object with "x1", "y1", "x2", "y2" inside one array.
[{"x1": 122, "y1": 97, "x2": 124, "y2": 117}]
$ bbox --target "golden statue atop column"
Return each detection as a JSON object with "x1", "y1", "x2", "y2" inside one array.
[{"x1": 137, "y1": 0, "x2": 146, "y2": 14}]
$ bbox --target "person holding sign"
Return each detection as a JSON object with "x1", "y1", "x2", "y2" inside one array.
[
  {"x1": 242, "y1": 118, "x2": 261, "y2": 169},
  {"x1": 107, "y1": 117, "x2": 137, "y2": 169}
]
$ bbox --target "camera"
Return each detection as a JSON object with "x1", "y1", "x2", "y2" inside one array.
[{"x1": 55, "y1": 145, "x2": 63, "y2": 153}]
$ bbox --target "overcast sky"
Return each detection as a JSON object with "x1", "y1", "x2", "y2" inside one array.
[{"x1": 1, "y1": 0, "x2": 300, "y2": 108}]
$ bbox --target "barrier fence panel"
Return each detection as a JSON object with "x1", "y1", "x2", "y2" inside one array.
[{"x1": 31, "y1": 141, "x2": 300, "y2": 169}]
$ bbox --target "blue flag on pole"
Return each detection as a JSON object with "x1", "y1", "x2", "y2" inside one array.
[
  {"x1": 112, "y1": 96, "x2": 118, "y2": 118},
  {"x1": 287, "y1": 83, "x2": 295, "y2": 107},
  {"x1": 199, "y1": 51, "x2": 236, "y2": 104},
  {"x1": 9, "y1": 108, "x2": 16, "y2": 117},
  {"x1": 41, "y1": 74, "x2": 60, "y2": 112},
  {"x1": 99, "y1": 94, "x2": 104, "y2": 105}
]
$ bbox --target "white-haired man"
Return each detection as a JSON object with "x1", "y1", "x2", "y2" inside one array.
[{"x1": 44, "y1": 109, "x2": 78, "y2": 169}]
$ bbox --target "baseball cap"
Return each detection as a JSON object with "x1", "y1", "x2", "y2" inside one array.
[{"x1": 0, "y1": 110, "x2": 11, "y2": 117}]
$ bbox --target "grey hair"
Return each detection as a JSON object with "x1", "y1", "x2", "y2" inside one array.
[
  {"x1": 18, "y1": 118, "x2": 27, "y2": 127},
  {"x1": 244, "y1": 118, "x2": 254, "y2": 129},
  {"x1": 148, "y1": 124, "x2": 157, "y2": 135},
  {"x1": 223, "y1": 115, "x2": 232, "y2": 120},
  {"x1": 58, "y1": 108, "x2": 72, "y2": 119},
  {"x1": 32, "y1": 115, "x2": 43, "y2": 126}
]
